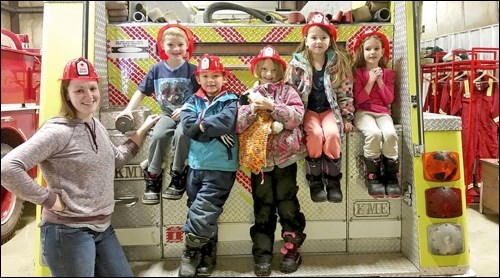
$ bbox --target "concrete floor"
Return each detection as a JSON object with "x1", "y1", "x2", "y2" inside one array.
[{"x1": 1, "y1": 202, "x2": 498, "y2": 277}]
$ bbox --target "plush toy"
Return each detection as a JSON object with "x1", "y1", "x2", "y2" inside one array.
[{"x1": 240, "y1": 91, "x2": 283, "y2": 134}]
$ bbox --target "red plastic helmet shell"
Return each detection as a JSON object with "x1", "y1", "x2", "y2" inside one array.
[
  {"x1": 156, "y1": 23, "x2": 195, "y2": 61},
  {"x1": 250, "y1": 45, "x2": 287, "y2": 75},
  {"x1": 302, "y1": 12, "x2": 337, "y2": 41},
  {"x1": 60, "y1": 57, "x2": 99, "y2": 81},
  {"x1": 194, "y1": 54, "x2": 227, "y2": 75},
  {"x1": 353, "y1": 30, "x2": 391, "y2": 59}
]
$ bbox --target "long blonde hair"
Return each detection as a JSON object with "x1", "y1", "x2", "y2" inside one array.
[{"x1": 294, "y1": 25, "x2": 353, "y2": 81}]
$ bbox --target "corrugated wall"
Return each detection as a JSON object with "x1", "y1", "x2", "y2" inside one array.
[{"x1": 421, "y1": 24, "x2": 499, "y2": 60}]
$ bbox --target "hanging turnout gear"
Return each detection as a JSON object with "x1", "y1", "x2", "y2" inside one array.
[
  {"x1": 363, "y1": 156, "x2": 385, "y2": 198},
  {"x1": 142, "y1": 169, "x2": 163, "y2": 205},
  {"x1": 197, "y1": 237, "x2": 218, "y2": 276},
  {"x1": 280, "y1": 231, "x2": 306, "y2": 274},
  {"x1": 179, "y1": 233, "x2": 209, "y2": 277},
  {"x1": 322, "y1": 155, "x2": 343, "y2": 203},
  {"x1": 383, "y1": 156, "x2": 401, "y2": 197},
  {"x1": 305, "y1": 156, "x2": 327, "y2": 202},
  {"x1": 162, "y1": 166, "x2": 188, "y2": 200}
]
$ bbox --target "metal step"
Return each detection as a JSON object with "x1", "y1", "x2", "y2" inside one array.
[{"x1": 130, "y1": 253, "x2": 420, "y2": 277}]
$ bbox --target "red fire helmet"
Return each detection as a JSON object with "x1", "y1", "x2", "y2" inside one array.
[
  {"x1": 156, "y1": 23, "x2": 195, "y2": 61},
  {"x1": 194, "y1": 54, "x2": 227, "y2": 75},
  {"x1": 302, "y1": 12, "x2": 337, "y2": 41},
  {"x1": 60, "y1": 57, "x2": 99, "y2": 81},
  {"x1": 250, "y1": 45, "x2": 287, "y2": 75},
  {"x1": 353, "y1": 30, "x2": 391, "y2": 59}
]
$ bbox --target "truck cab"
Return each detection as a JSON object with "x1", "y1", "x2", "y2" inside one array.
[{"x1": 1, "y1": 29, "x2": 41, "y2": 245}]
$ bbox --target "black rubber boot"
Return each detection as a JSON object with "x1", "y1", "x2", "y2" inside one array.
[
  {"x1": 383, "y1": 156, "x2": 401, "y2": 198},
  {"x1": 324, "y1": 173, "x2": 343, "y2": 203},
  {"x1": 197, "y1": 237, "x2": 217, "y2": 276},
  {"x1": 280, "y1": 231, "x2": 306, "y2": 274},
  {"x1": 363, "y1": 156, "x2": 386, "y2": 198},
  {"x1": 142, "y1": 169, "x2": 163, "y2": 205},
  {"x1": 178, "y1": 233, "x2": 209, "y2": 277},
  {"x1": 162, "y1": 166, "x2": 188, "y2": 200},
  {"x1": 323, "y1": 156, "x2": 343, "y2": 203},
  {"x1": 305, "y1": 156, "x2": 327, "y2": 203}
]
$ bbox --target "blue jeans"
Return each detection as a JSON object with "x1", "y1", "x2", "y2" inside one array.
[{"x1": 40, "y1": 222, "x2": 133, "y2": 277}]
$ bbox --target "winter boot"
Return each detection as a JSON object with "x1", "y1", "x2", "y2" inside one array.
[
  {"x1": 305, "y1": 156, "x2": 327, "y2": 202},
  {"x1": 254, "y1": 262, "x2": 272, "y2": 277},
  {"x1": 383, "y1": 156, "x2": 401, "y2": 198},
  {"x1": 178, "y1": 233, "x2": 209, "y2": 277},
  {"x1": 142, "y1": 169, "x2": 163, "y2": 205},
  {"x1": 363, "y1": 156, "x2": 386, "y2": 198},
  {"x1": 162, "y1": 166, "x2": 188, "y2": 200},
  {"x1": 197, "y1": 237, "x2": 217, "y2": 276},
  {"x1": 280, "y1": 231, "x2": 306, "y2": 274},
  {"x1": 323, "y1": 155, "x2": 343, "y2": 203}
]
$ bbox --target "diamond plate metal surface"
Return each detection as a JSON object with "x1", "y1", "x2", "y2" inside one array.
[
  {"x1": 348, "y1": 238, "x2": 401, "y2": 254},
  {"x1": 393, "y1": 1, "x2": 420, "y2": 270},
  {"x1": 94, "y1": 1, "x2": 109, "y2": 108},
  {"x1": 423, "y1": 112, "x2": 462, "y2": 131},
  {"x1": 113, "y1": 180, "x2": 161, "y2": 227},
  {"x1": 123, "y1": 245, "x2": 162, "y2": 261},
  {"x1": 130, "y1": 253, "x2": 419, "y2": 277}
]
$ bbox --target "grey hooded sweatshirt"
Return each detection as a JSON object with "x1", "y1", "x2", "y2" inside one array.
[{"x1": 1, "y1": 117, "x2": 138, "y2": 225}]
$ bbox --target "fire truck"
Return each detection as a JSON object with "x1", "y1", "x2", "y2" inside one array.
[
  {"x1": 1, "y1": 30, "x2": 41, "y2": 244},
  {"x1": 34, "y1": 1, "x2": 472, "y2": 276}
]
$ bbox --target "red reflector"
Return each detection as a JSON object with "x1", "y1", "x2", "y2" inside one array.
[
  {"x1": 423, "y1": 151, "x2": 460, "y2": 182},
  {"x1": 425, "y1": 187, "x2": 463, "y2": 218}
]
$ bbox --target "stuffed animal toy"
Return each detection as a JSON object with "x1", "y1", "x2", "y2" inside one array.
[
  {"x1": 239, "y1": 90, "x2": 283, "y2": 134},
  {"x1": 238, "y1": 88, "x2": 285, "y2": 175}
]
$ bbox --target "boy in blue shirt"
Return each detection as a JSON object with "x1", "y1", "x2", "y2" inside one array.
[{"x1": 117, "y1": 24, "x2": 199, "y2": 205}]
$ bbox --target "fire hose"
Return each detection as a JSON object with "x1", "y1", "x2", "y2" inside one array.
[{"x1": 203, "y1": 2, "x2": 277, "y2": 24}]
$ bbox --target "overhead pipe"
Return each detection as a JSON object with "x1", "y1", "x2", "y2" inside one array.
[
  {"x1": 203, "y1": 2, "x2": 275, "y2": 24},
  {"x1": 373, "y1": 8, "x2": 391, "y2": 22}
]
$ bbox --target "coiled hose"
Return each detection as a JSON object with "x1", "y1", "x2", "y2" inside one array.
[{"x1": 203, "y1": 2, "x2": 275, "y2": 23}]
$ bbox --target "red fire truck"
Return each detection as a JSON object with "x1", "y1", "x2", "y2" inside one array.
[{"x1": 0, "y1": 30, "x2": 42, "y2": 244}]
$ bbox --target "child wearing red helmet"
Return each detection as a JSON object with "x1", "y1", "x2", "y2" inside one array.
[
  {"x1": 1, "y1": 57, "x2": 159, "y2": 276},
  {"x1": 236, "y1": 45, "x2": 307, "y2": 276},
  {"x1": 177, "y1": 54, "x2": 239, "y2": 277},
  {"x1": 352, "y1": 31, "x2": 400, "y2": 198},
  {"x1": 116, "y1": 23, "x2": 200, "y2": 205},
  {"x1": 286, "y1": 11, "x2": 355, "y2": 204}
]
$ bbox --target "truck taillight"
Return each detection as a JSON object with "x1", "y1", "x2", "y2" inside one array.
[
  {"x1": 425, "y1": 187, "x2": 462, "y2": 218},
  {"x1": 427, "y1": 223, "x2": 464, "y2": 255},
  {"x1": 423, "y1": 151, "x2": 460, "y2": 182}
]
